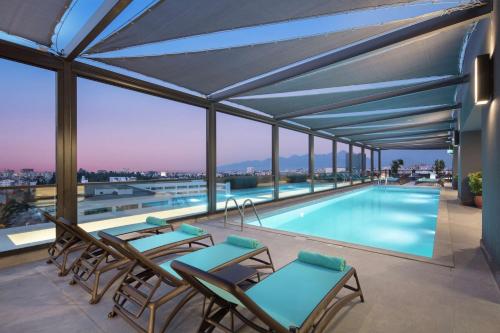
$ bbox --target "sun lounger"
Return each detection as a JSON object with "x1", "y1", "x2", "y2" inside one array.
[
  {"x1": 172, "y1": 250, "x2": 364, "y2": 333},
  {"x1": 44, "y1": 213, "x2": 173, "y2": 277},
  {"x1": 60, "y1": 218, "x2": 213, "y2": 304},
  {"x1": 100, "y1": 232, "x2": 274, "y2": 333}
]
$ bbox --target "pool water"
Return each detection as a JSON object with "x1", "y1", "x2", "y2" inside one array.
[{"x1": 249, "y1": 186, "x2": 440, "y2": 258}]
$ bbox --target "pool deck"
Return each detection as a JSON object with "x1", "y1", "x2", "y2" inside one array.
[{"x1": 0, "y1": 187, "x2": 499, "y2": 332}]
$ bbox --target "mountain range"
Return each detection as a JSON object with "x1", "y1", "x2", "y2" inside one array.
[{"x1": 218, "y1": 149, "x2": 452, "y2": 172}]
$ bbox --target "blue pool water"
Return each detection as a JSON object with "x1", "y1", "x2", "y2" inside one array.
[{"x1": 249, "y1": 186, "x2": 440, "y2": 258}]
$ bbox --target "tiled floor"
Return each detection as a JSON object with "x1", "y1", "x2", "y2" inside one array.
[{"x1": 0, "y1": 188, "x2": 498, "y2": 333}]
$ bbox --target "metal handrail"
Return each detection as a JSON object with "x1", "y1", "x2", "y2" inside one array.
[
  {"x1": 241, "y1": 198, "x2": 262, "y2": 228},
  {"x1": 223, "y1": 197, "x2": 244, "y2": 229}
]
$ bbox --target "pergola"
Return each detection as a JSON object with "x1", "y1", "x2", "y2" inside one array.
[{"x1": 0, "y1": 0, "x2": 492, "y2": 220}]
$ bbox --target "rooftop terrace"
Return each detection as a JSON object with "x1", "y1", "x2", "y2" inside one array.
[{"x1": 1, "y1": 0, "x2": 500, "y2": 332}]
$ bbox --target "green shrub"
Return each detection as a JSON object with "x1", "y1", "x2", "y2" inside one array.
[
  {"x1": 228, "y1": 176, "x2": 258, "y2": 189},
  {"x1": 287, "y1": 174, "x2": 307, "y2": 183},
  {"x1": 468, "y1": 171, "x2": 482, "y2": 196}
]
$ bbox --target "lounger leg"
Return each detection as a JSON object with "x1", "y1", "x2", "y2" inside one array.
[
  {"x1": 353, "y1": 271, "x2": 364, "y2": 303},
  {"x1": 147, "y1": 303, "x2": 156, "y2": 333}
]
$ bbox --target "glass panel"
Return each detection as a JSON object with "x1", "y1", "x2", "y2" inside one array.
[
  {"x1": 279, "y1": 128, "x2": 310, "y2": 198},
  {"x1": 77, "y1": 78, "x2": 206, "y2": 233},
  {"x1": 216, "y1": 113, "x2": 273, "y2": 210},
  {"x1": 314, "y1": 137, "x2": 334, "y2": 192},
  {"x1": 352, "y1": 145, "x2": 362, "y2": 184},
  {"x1": 336, "y1": 142, "x2": 350, "y2": 188},
  {"x1": 0, "y1": 59, "x2": 56, "y2": 252}
]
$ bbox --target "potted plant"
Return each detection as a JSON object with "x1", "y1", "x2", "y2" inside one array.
[{"x1": 468, "y1": 171, "x2": 482, "y2": 208}]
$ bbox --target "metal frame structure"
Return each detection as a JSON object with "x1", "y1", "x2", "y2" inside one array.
[{"x1": 1, "y1": 0, "x2": 488, "y2": 251}]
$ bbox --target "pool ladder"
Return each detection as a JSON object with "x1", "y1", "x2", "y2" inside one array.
[{"x1": 223, "y1": 198, "x2": 262, "y2": 231}]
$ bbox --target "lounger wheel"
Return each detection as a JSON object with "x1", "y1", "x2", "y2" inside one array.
[
  {"x1": 107, "y1": 311, "x2": 116, "y2": 318},
  {"x1": 89, "y1": 299, "x2": 97, "y2": 305},
  {"x1": 46, "y1": 259, "x2": 53, "y2": 264},
  {"x1": 58, "y1": 271, "x2": 66, "y2": 277},
  {"x1": 69, "y1": 279, "x2": 76, "y2": 285}
]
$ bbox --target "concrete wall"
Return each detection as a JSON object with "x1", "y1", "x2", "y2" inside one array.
[
  {"x1": 457, "y1": 130, "x2": 482, "y2": 204},
  {"x1": 482, "y1": 0, "x2": 500, "y2": 269}
]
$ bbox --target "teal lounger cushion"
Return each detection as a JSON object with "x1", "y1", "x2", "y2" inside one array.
[
  {"x1": 226, "y1": 235, "x2": 262, "y2": 249},
  {"x1": 146, "y1": 216, "x2": 169, "y2": 226},
  {"x1": 90, "y1": 222, "x2": 161, "y2": 239},
  {"x1": 180, "y1": 223, "x2": 205, "y2": 236},
  {"x1": 245, "y1": 260, "x2": 351, "y2": 329},
  {"x1": 160, "y1": 241, "x2": 263, "y2": 279},
  {"x1": 297, "y1": 250, "x2": 346, "y2": 272},
  {"x1": 129, "y1": 230, "x2": 201, "y2": 253}
]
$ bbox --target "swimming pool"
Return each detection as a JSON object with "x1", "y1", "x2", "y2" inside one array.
[{"x1": 248, "y1": 186, "x2": 440, "y2": 258}]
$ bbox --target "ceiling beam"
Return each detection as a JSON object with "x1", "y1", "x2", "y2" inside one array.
[
  {"x1": 363, "y1": 133, "x2": 450, "y2": 144},
  {"x1": 349, "y1": 128, "x2": 451, "y2": 141},
  {"x1": 208, "y1": 1, "x2": 491, "y2": 102},
  {"x1": 64, "y1": 0, "x2": 132, "y2": 61},
  {"x1": 312, "y1": 104, "x2": 460, "y2": 130},
  {"x1": 276, "y1": 75, "x2": 468, "y2": 120},
  {"x1": 378, "y1": 144, "x2": 449, "y2": 150},
  {"x1": 0, "y1": 39, "x2": 63, "y2": 70},
  {"x1": 334, "y1": 119, "x2": 455, "y2": 137}
]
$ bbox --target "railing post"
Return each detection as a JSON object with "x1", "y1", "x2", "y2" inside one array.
[
  {"x1": 309, "y1": 134, "x2": 314, "y2": 192},
  {"x1": 272, "y1": 124, "x2": 280, "y2": 200},
  {"x1": 206, "y1": 104, "x2": 217, "y2": 213},
  {"x1": 56, "y1": 61, "x2": 77, "y2": 226}
]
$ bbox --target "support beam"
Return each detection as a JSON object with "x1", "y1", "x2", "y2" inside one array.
[
  {"x1": 309, "y1": 134, "x2": 314, "y2": 191},
  {"x1": 312, "y1": 104, "x2": 460, "y2": 131},
  {"x1": 363, "y1": 133, "x2": 450, "y2": 144},
  {"x1": 65, "y1": 0, "x2": 132, "y2": 60},
  {"x1": 349, "y1": 128, "x2": 451, "y2": 141},
  {"x1": 276, "y1": 76, "x2": 468, "y2": 121},
  {"x1": 334, "y1": 119, "x2": 455, "y2": 137},
  {"x1": 206, "y1": 105, "x2": 217, "y2": 213},
  {"x1": 208, "y1": 2, "x2": 491, "y2": 101},
  {"x1": 56, "y1": 61, "x2": 77, "y2": 224},
  {"x1": 272, "y1": 125, "x2": 280, "y2": 200},
  {"x1": 361, "y1": 146, "x2": 366, "y2": 181},
  {"x1": 0, "y1": 39, "x2": 63, "y2": 70}
]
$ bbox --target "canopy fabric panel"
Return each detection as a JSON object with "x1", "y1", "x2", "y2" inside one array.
[
  {"x1": 91, "y1": 19, "x2": 422, "y2": 95},
  {"x1": 87, "y1": 0, "x2": 418, "y2": 54},
  {"x1": 231, "y1": 81, "x2": 458, "y2": 119},
  {"x1": 326, "y1": 109, "x2": 453, "y2": 137},
  {"x1": 343, "y1": 122, "x2": 454, "y2": 140},
  {"x1": 236, "y1": 85, "x2": 458, "y2": 129},
  {"x1": 235, "y1": 23, "x2": 471, "y2": 98},
  {"x1": 0, "y1": 0, "x2": 70, "y2": 46}
]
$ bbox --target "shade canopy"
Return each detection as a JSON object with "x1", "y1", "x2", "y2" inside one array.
[
  {"x1": 87, "y1": 0, "x2": 419, "y2": 54},
  {"x1": 91, "y1": 18, "x2": 422, "y2": 95},
  {"x1": 0, "y1": 0, "x2": 70, "y2": 46}
]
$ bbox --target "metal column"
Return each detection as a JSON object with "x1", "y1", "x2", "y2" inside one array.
[
  {"x1": 333, "y1": 140, "x2": 337, "y2": 188},
  {"x1": 309, "y1": 134, "x2": 314, "y2": 192},
  {"x1": 378, "y1": 150, "x2": 382, "y2": 176},
  {"x1": 206, "y1": 105, "x2": 217, "y2": 213},
  {"x1": 56, "y1": 61, "x2": 77, "y2": 224},
  {"x1": 361, "y1": 146, "x2": 366, "y2": 183},
  {"x1": 370, "y1": 149, "x2": 375, "y2": 181},
  {"x1": 272, "y1": 125, "x2": 280, "y2": 200},
  {"x1": 349, "y1": 144, "x2": 353, "y2": 185}
]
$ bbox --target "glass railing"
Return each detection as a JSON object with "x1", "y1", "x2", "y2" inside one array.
[
  {"x1": 0, "y1": 184, "x2": 56, "y2": 252},
  {"x1": 313, "y1": 172, "x2": 335, "y2": 192},
  {"x1": 215, "y1": 175, "x2": 274, "y2": 210},
  {"x1": 278, "y1": 173, "x2": 311, "y2": 199}
]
